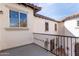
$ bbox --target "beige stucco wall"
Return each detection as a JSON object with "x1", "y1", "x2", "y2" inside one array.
[
  {"x1": 33, "y1": 16, "x2": 58, "y2": 34},
  {"x1": 33, "y1": 16, "x2": 59, "y2": 50},
  {"x1": 0, "y1": 4, "x2": 34, "y2": 50},
  {"x1": 58, "y1": 22, "x2": 65, "y2": 35},
  {"x1": 33, "y1": 16, "x2": 59, "y2": 51}
]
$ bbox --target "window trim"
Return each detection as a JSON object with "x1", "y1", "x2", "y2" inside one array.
[
  {"x1": 5, "y1": 27, "x2": 29, "y2": 30},
  {"x1": 9, "y1": 9, "x2": 28, "y2": 28}
]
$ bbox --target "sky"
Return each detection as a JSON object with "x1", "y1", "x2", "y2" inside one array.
[{"x1": 34, "y1": 3, "x2": 79, "y2": 20}]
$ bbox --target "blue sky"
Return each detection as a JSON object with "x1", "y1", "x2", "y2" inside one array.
[{"x1": 34, "y1": 3, "x2": 79, "y2": 20}]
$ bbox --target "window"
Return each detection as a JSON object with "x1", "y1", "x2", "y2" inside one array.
[
  {"x1": 10, "y1": 10, "x2": 19, "y2": 27},
  {"x1": 77, "y1": 21, "x2": 79, "y2": 26},
  {"x1": 45, "y1": 22, "x2": 49, "y2": 31},
  {"x1": 20, "y1": 13, "x2": 27, "y2": 27},
  {"x1": 55, "y1": 24, "x2": 57, "y2": 31},
  {"x1": 9, "y1": 10, "x2": 27, "y2": 27}
]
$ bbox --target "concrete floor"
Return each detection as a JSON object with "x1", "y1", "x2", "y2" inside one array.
[{"x1": 0, "y1": 43, "x2": 55, "y2": 56}]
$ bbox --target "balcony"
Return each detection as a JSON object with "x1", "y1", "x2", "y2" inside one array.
[
  {"x1": 33, "y1": 33, "x2": 79, "y2": 56},
  {"x1": 0, "y1": 33, "x2": 79, "y2": 56}
]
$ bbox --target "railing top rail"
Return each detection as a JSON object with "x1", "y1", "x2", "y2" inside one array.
[{"x1": 33, "y1": 33, "x2": 79, "y2": 38}]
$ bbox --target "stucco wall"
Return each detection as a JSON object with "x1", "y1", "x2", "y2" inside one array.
[
  {"x1": 64, "y1": 18, "x2": 79, "y2": 37},
  {"x1": 58, "y1": 22, "x2": 65, "y2": 35},
  {"x1": 33, "y1": 16, "x2": 59, "y2": 50},
  {"x1": 33, "y1": 16, "x2": 58, "y2": 34},
  {"x1": 0, "y1": 4, "x2": 34, "y2": 50}
]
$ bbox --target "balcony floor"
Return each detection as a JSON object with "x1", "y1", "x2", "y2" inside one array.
[{"x1": 0, "y1": 43, "x2": 55, "y2": 56}]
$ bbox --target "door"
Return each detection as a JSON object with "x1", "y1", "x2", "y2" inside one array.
[
  {"x1": 75, "y1": 43, "x2": 79, "y2": 56},
  {"x1": 50, "y1": 40, "x2": 55, "y2": 51}
]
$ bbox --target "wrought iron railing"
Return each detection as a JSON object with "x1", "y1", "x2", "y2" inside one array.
[{"x1": 33, "y1": 33, "x2": 79, "y2": 56}]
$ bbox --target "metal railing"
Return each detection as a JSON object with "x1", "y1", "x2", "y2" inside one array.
[{"x1": 33, "y1": 33, "x2": 79, "y2": 56}]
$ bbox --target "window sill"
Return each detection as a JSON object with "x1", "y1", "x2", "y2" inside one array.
[{"x1": 5, "y1": 27, "x2": 29, "y2": 30}]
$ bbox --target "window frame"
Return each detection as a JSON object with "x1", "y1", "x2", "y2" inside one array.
[
  {"x1": 45, "y1": 22, "x2": 49, "y2": 31},
  {"x1": 9, "y1": 10, "x2": 19, "y2": 27},
  {"x1": 9, "y1": 10, "x2": 28, "y2": 28},
  {"x1": 55, "y1": 24, "x2": 57, "y2": 31}
]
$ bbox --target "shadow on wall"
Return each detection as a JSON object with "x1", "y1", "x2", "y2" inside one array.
[
  {"x1": 64, "y1": 19, "x2": 79, "y2": 37},
  {"x1": 64, "y1": 27, "x2": 75, "y2": 37}
]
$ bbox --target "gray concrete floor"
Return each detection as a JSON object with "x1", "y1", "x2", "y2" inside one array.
[{"x1": 0, "y1": 43, "x2": 55, "y2": 56}]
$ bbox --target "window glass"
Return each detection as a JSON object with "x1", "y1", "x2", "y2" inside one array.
[
  {"x1": 20, "y1": 13, "x2": 27, "y2": 27},
  {"x1": 10, "y1": 10, "x2": 19, "y2": 27},
  {"x1": 10, "y1": 10, "x2": 27, "y2": 27},
  {"x1": 45, "y1": 22, "x2": 49, "y2": 31},
  {"x1": 55, "y1": 24, "x2": 57, "y2": 31}
]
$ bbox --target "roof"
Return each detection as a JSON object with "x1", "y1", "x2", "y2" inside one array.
[
  {"x1": 18, "y1": 3, "x2": 60, "y2": 22},
  {"x1": 62, "y1": 13, "x2": 79, "y2": 22},
  {"x1": 34, "y1": 14, "x2": 59, "y2": 22},
  {"x1": 18, "y1": 3, "x2": 41, "y2": 12}
]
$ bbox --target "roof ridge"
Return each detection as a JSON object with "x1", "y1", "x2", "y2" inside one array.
[{"x1": 62, "y1": 12, "x2": 79, "y2": 22}]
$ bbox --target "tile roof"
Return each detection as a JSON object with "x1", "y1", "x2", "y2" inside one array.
[
  {"x1": 34, "y1": 14, "x2": 59, "y2": 22},
  {"x1": 18, "y1": 3, "x2": 60, "y2": 22},
  {"x1": 62, "y1": 13, "x2": 79, "y2": 22},
  {"x1": 18, "y1": 3, "x2": 41, "y2": 12}
]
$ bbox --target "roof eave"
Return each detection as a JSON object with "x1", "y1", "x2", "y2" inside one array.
[{"x1": 17, "y1": 3, "x2": 41, "y2": 12}]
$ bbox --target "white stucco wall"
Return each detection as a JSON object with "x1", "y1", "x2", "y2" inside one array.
[{"x1": 64, "y1": 18, "x2": 79, "y2": 37}]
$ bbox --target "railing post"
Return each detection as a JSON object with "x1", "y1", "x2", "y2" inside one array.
[
  {"x1": 57, "y1": 36, "x2": 59, "y2": 55},
  {"x1": 71, "y1": 37, "x2": 72, "y2": 56},
  {"x1": 67, "y1": 37, "x2": 68, "y2": 56},
  {"x1": 75, "y1": 38, "x2": 76, "y2": 56},
  {"x1": 61, "y1": 36, "x2": 62, "y2": 56},
  {"x1": 58, "y1": 36, "x2": 59, "y2": 52},
  {"x1": 55, "y1": 36, "x2": 57, "y2": 55},
  {"x1": 64, "y1": 37, "x2": 65, "y2": 56}
]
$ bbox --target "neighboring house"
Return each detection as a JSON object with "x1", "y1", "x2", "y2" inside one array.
[
  {"x1": 60, "y1": 14, "x2": 79, "y2": 56},
  {"x1": 61, "y1": 14, "x2": 79, "y2": 37},
  {"x1": 0, "y1": 3, "x2": 79, "y2": 56}
]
